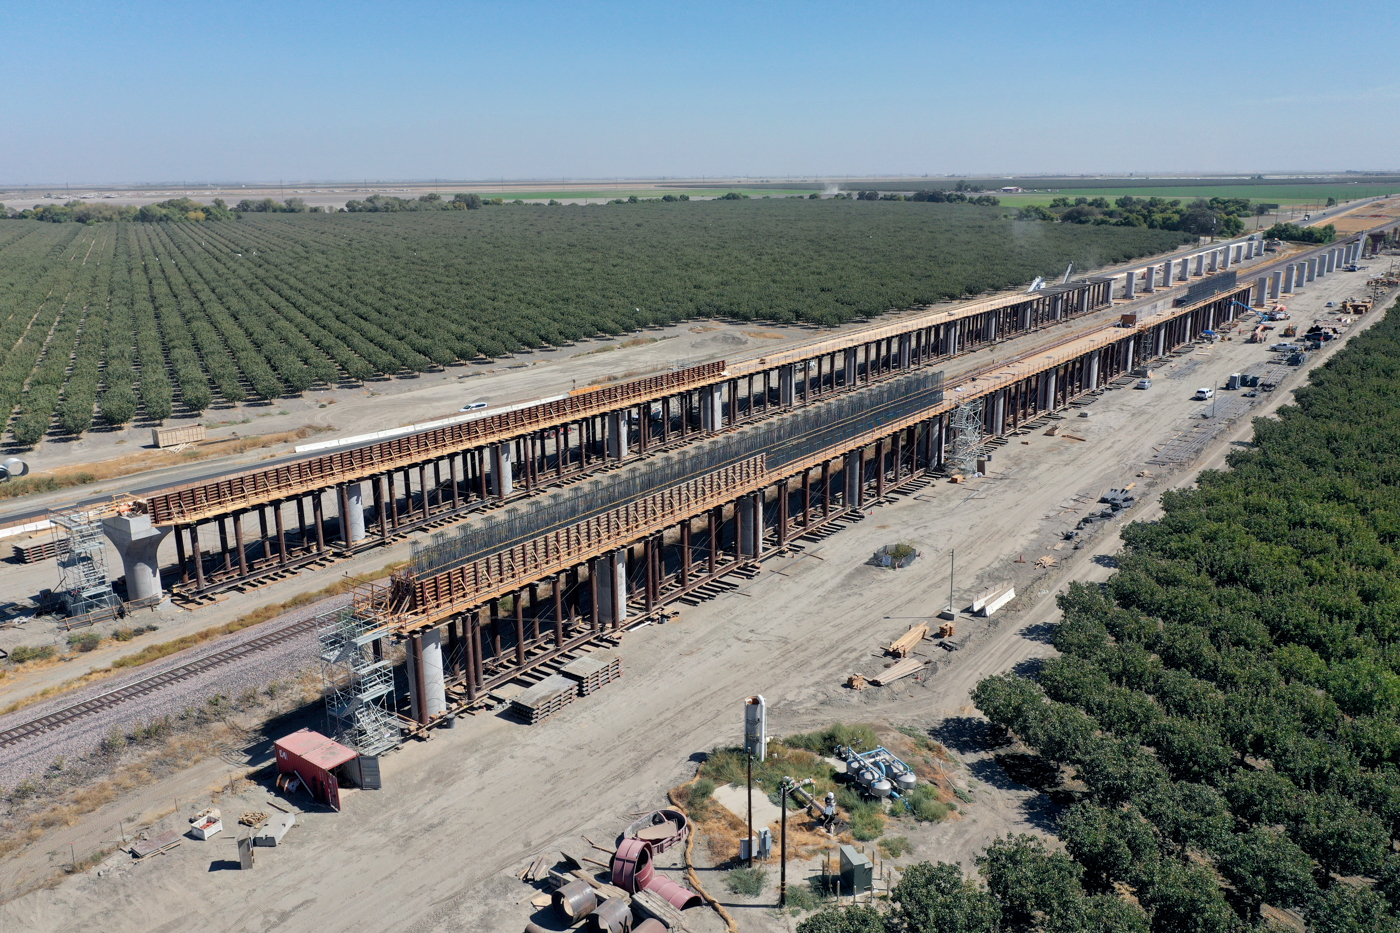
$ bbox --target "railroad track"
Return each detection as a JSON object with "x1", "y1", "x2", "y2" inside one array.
[{"x1": 0, "y1": 618, "x2": 318, "y2": 750}]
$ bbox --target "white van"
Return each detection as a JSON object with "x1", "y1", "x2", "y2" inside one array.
[{"x1": 1195, "y1": 388, "x2": 1214, "y2": 400}]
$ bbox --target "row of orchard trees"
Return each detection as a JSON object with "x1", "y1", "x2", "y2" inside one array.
[
  {"x1": 963, "y1": 302, "x2": 1400, "y2": 932},
  {"x1": 4, "y1": 202, "x2": 1196, "y2": 446}
]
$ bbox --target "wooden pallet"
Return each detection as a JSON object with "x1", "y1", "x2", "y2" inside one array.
[{"x1": 511, "y1": 674, "x2": 579, "y2": 724}]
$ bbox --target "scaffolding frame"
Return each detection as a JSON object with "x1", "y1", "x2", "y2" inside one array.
[
  {"x1": 318, "y1": 592, "x2": 402, "y2": 757},
  {"x1": 948, "y1": 399, "x2": 986, "y2": 476},
  {"x1": 50, "y1": 505, "x2": 120, "y2": 617}
]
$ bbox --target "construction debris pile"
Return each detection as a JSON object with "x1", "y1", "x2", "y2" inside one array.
[{"x1": 515, "y1": 807, "x2": 701, "y2": 933}]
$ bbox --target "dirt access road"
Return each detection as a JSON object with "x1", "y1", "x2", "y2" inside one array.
[{"x1": 2, "y1": 267, "x2": 1385, "y2": 931}]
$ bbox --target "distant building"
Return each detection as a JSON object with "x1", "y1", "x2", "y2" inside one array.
[{"x1": 999, "y1": 186, "x2": 1024, "y2": 193}]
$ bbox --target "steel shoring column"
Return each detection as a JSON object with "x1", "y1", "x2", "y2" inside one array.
[
  {"x1": 709, "y1": 507, "x2": 720, "y2": 574},
  {"x1": 529, "y1": 582, "x2": 541, "y2": 643},
  {"x1": 822, "y1": 461, "x2": 832, "y2": 517},
  {"x1": 802, "y1": 469, "x2": 812, "y2": 527},
  {"x1": 875, "y1": 438, "x2": 887, "y2": 500},
  {"x1": 447, "y1": 620, "x2": 461, "y2": 680},
  {"x1": 257, "y1": 509, "x2": 271, "y2": 568},
  {"x1": 387, "y1": 474, "x2": 399, "y2": 529},
  {"x1": 589, "y1": 557, "x2": 601, "y2": 632},
  {"x1": 175, "y1": 525, "x2": 188, "y2": 583},
  {"x1": 232, "y1": 512, "x2": 249, "y2": 577},
  {"x1": 514, "y1": 591, "x2": 526, "y2": 666},
  {"x1": 372, "y1": 476, "x2": 386, "y2": 539},
  {"x1": 336, "y1": 485, "x2": 350, "y2": 546},
  {"x1": 680, "y1": 520, "x2": 691, "y2": 586},
  {"x1": 191, "y1": 525, "x2": 206, "y2": 589},
  {"x1": 553, "y1": 575, "x2": 564, "y2": 647},
  {"x1": 463, "y1": 614, "x2": 478, "y2": 702},
  {"x1": 610, "y1": 551, "x2": 624, "y2": 631},
  {"x1": 735, "y1": 498, "x2": 748, "y2": 563},
  {"x1": 643, "y1": 538, "x2": 656, "y2": 615},
  {"x1": 312, "y1": 493, "x2": 326, "y2": 553},
  {"x1": 893, "y1": 431, "x2": 903, "y2": 484},
  {"x1": 218, "y1": 518, "x2": 231, "y2": 574},
  {"x1": 777, "y1": 480, "x2": 789, "y2": 547},
  {"x1": 406, "y1": 633, "x2": 426, "y2": 725}
]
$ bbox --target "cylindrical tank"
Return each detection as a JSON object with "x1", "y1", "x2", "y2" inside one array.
[
  {"x1": 858, "y1": 768, "x2": 877, "y2": 789},
  {"x1": 896, "y1": 772, "x2": 917, "y2": 792},
  {"x1": 634, "y1": 921, "x2": 669, "y2": 933},
  {"x1": 871, "y1": 778, "x2": 892, "y2": 798}
]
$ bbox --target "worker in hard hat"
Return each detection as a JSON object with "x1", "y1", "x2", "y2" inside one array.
[{"x1": 822, "y1": 792, "x2": 837, "y2": 831}]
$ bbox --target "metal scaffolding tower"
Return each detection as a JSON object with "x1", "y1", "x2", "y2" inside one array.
[
  {"x1": 50, "y1": 506, "x2": 120, "y2": 617},
  {"x1": 948, "y1": 399, "x2": 985, "y2": 476},
  {"x1": 318, "y1": 596, "x2": 401, "y2": 757}
]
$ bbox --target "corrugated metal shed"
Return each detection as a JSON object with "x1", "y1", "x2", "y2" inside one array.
[{"x1": 275, "y1": 729, "x2": 357, "y2": 771}]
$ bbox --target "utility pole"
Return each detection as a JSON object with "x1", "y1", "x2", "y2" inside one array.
[{"x1": 779, "y1": 776, "x2": 813, "y2": 907}]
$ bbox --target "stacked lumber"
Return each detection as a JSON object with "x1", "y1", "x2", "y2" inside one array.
[
  {"x1": 559, "y1": 650, "x2": 623, "y2": 696},
  {"x1": 886, "y1": 624, "x2": 927, "y2": 658},
  {"x1": 1035, "y1": 556, "x2": 1057, "y2": 569},
  {"x1": 846, "y1": 673, "x2": 866, "y2": 691},
  {"x1": 869, "y1": 658, "x2": 927, "y2": 686},
  {"x1": 938, "y1": 621, "x2": 956, "y2": 638},
  {"x1": 511, "y1": 674, "x2": 578, "y2": 724}
]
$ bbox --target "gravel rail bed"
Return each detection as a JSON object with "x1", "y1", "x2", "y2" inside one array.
[{"x1": 0, "y1": 593, "x2": 351, "y2": 788}]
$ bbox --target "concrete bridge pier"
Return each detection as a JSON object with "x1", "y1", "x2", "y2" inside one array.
[
  {"x1": 606, "y1": 411, "x2": 629, "y2": 459},
  {"x1": 1194, "y1": 253, "x2": 1205, "y2": 276},
  {"x1": 406, "y1": 628, "x2": 447, "y2": 724},
  {"x1": 103, "y1": 514, "x2": 172, "y2": 603},
  {"x1": 700, "y1": 385, "x2": 723, "y2": 431},
  {"x1": 899, "y1": 333, "x2": 912, "y2": 368},
  {"x1": 595, "y1": 549, "x2": 628, "y2": 628},
  {"x1": 490, "y1": 443, "x2": 514, "y2": 498},
  {"x1": 344, "y1": 483, "x2": 366, "y2": 543},
  {"x1": 1124, "y1": 271, "x2": 1136, "y2": 299},
  {"x1": 739, "y1": 493, "x2": 762, "y2": 557},
  {"x1": 1254, "y1": 277, "x2": 1267, "y2": 307},
  {"x1": 1144, "y1": 265, "x2": 1156, "y2": 293},
  {"x1": 843, "y1": 348, "x2": 858, "y2": 385},
  {"x1": 1088, "y1": 349, "x2": 1101, "y2": 388},
  {"x1": 780, "y1": 364, "x2": 796, "y2": 407},
  {"x1": 1162, "y1": 259, "x2": 1174, "y2": 287}
]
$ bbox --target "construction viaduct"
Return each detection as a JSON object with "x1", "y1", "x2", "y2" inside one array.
[{"x1": 70, "y1": 231, "x2": 1382, "y2": 747}]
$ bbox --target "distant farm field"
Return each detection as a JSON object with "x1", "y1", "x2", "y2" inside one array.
[
  {"x1": 997, "y1": 183, "x2": 1400, "y2": 207},
  {"x1": 0, "y1": 200, "x2": 1191, "y2": 446}
]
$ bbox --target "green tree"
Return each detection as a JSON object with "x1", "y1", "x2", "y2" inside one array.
[
  {"x1": 1309, "y1": 885, "x2": 1400, "y2": 933},
  {"x1": 1220, "y1": 825, "x2": 1317, "y2": 918},
  {"x1": 891, "y1": 862, "x2": 1001, "y2": 933},
  {"x1": 977, "y1": 834, "x2": 1082, "y2": 931},
  {"x1": 796, "y1": 905, "x2": 887, "y2": 933}
]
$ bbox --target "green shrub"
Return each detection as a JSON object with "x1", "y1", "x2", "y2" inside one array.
[
  {"x1": 786, "y1": 723, "x2": 881, "y2": 755},
  {"x1": 878, "y1": 836, "x2": 912, "y2": 858},
  {"x1": 9, "y1": 645, "x2": 55, "y2": 664},
  {"x1": 785, "y1": 879, "x2": 821, "y2": 912},
  {"x1": 67, "y1": 632, "x2": 101, "y2": 653},
  {"x1": 907, "y1": 783, "x2": 950, "y2": 822},
  {"x1": 850, "y1": 803, "x2": 886, "y2": 840},
  {"x1": 911, "y1": 798, "x2": 950, "y2": 822},
  {"x1": 113, "y1": 628, "x2": 135, "y2": 642},
  {"x1": 725, "y1": 866, "x2": 767, "y2": 897}
]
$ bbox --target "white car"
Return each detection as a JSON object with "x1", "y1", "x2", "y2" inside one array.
[
  {"x1": 1195, "y1": 388, "x2": 1214, "y2": 400},
  {"x1": 1136, "y1": 379, "x2": 1152, "y2": 390}
]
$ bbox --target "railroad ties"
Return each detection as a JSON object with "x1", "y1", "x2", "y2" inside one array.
[{"x1": 0, "y1": 619, "x2": 317, "y2": 750}]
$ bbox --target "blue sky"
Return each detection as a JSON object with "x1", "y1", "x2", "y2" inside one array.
[{"x1": 1, "y1": 0, "x2": 1396, "y2": 184}]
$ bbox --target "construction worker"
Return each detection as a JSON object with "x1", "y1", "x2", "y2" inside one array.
[{"x1": 823, "y1": 792, "x2": 837, "y2": 831}]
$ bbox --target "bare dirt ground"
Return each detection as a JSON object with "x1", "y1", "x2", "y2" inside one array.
[
  {"x1": 0, "y1": 265, "x2": 1386, "y2": 931},
  {"x1": 1321, "y1": 195, "x2": 1400, "y2": 236}
]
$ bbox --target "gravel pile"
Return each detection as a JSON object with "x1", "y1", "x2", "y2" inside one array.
[{"x1": 0, "y1": 592, "x2": 352, "y2": 789}]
